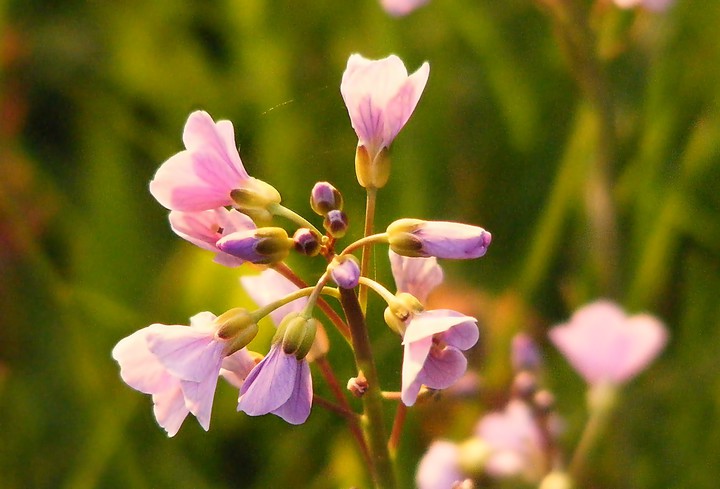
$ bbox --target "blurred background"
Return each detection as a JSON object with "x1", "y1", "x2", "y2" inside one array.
[{"x1": 1, "y1": 0, "x2": 719, "y2": 487}]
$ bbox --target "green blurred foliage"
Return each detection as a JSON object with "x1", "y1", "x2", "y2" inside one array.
[{"x1": 0, "y1": 0, "x2": 718, "y2": 488}]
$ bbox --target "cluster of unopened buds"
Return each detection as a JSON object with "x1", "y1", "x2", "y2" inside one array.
[{"x1": 112, "y1": 52, "x2": 491, "y2": 482}]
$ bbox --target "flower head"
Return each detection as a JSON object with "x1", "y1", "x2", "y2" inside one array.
[
  {"x1": 416, "y1": 441, "x2": 463, "y2": 489},
  {"x1": 238, "y1": 342, "x2": 313, "y2": 424},
  {"x1": 169, "y1": 207, "x2": 256, "y2": 267},
  {"x1": 388, "y1": 251, "x2": 479, "y2": 406},
  {"x1": 549, "y1": 300, "x2": 668, "y2": 386},
  {"x1": 149, "y1": 111, "x2": 252, "y2": 211},
  {"x1": 112, "y1": 312, "x2": 256, "y2": 435},
  {"x1": 387, "y1": 218, "x2": 492, "y2": 260},
  {"x1": 341, "y1": 54, "x2": 429, "y2": 188}
]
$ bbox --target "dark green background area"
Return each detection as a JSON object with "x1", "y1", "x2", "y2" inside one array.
[{"x1": 1, "y1": 0, "x2": 718, "y2": 488}]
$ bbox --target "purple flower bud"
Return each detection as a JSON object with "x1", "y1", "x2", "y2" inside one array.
[
  {"x1": 387, "y1": 218, "x2": 491, "y2": 259},
  {"x1": 323, "y1": 209, "x2": 349, "y2": 238},
  {"x1": 293, "y1": 228, "x2": 322, "y2": 256},
  {"x1": 310, "y1": 181, "x2": 344, "y2": 216},
  {"x1": 511, "y1": 333, "x2": 542, "y2": 372},
  {"x1": 216, "y1": 227, "x2": 293, "y2": 264},
  {"x1": 330, "y1": 255, "x2": 361, "y2": 289}
]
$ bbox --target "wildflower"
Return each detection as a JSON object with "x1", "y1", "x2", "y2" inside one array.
[
  {"x1": 387, "y1": 218, "x2": 492, "y2": 259},
  {"x1": 216, "y1": 227, "x2": 294, "y2": 265},
  {"x1": 416, "y1": 441, "x2": 463, "y2": 489},
  {"x1": 380, "y1": 0, "x2": 430, "y2": 16},
  {"x1": 388, "y1": 251, "x2": 479, "y2": 406},
  {"x1": 548, "y1": 300, "x2": 668, "y2": 386},
  {"x1": 475, "y1": 400, "x2": 545, "y2": 481},
  {"x1": 238, "y1": 314, "x2": 317, "y2": 424},
  {"x1": 168, "y1": 207, "x2": 256, "y2": 267},
  {"x1": 340, "y1": 54, "x2": 429, "y2": 188},
  {"x1": 112, "y1": 311, "x2": 257, "y2": 435}
]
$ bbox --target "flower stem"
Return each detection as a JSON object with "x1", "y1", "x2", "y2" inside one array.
[
  {"x1": 269, "y1": 203, "x2": 323, "y2": 236},
  {"x1": 274, "y1": 263, "x2": 352, "y2": 342},
  {"x1": 358, "y1": 187, "x2": 378, "y2": 313},
  {"x1": 569, "y1": 384, "x2": 617, "y2": 479},
  {"x1": 387, "y1": 403, "x2": 407, "y2": 458},
  {"x1": 341, "y1": 233, "x2": 388, "y2": 256},
  {"x1": 339, "y1": 287, "x2": 396, "y2": 489}
]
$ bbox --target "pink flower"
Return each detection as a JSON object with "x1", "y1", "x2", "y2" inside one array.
[
  {"x1": 238, "y1": 343, "x2": 313, "y2": 424},
  {"x1": 169, "y1": 207, "x2": 257, "y2": 267},
  {"x1": 415, "y1": 441, "x2": 463, "y2": 489},
  {"x1": 475, "y1": 400, "x2": 544, "y2": 480},
  {"x1": 112, "y1": 312, "x2": 255, "y2": 435},
  {"x1": 381, "y1": 0, "x2": 430, "y2": 16},
  {"x1": 613, "y1": 0, "x2": 674, "y2": 12},
  {"x1": 387, "y1": 219, "x2": 492, "y2": 260},
  {"x1": 549, "y1": 300, "x2": 668, "y2": 385},
  {"x1": 149, "y1": 111, "x2": 251, "y2": 211},
  {"x1": 389, "y1": 251, "x2": 479, "y2": 406},
  {"x1": 341, "y1": 54, "x2": 429, "y2": 160},
  {"x1": 240, "y1": 269, "x2": 307, "y2": 326}
]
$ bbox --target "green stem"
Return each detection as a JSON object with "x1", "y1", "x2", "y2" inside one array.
[
  {"x1": 358, "y1": 187, "x2": 378, "y2": 313},
  {"x1": 358, "y1": 277, "x2": 396, "y2": 305},
  {"x1": 569, "y1": 384, "x2": 618, "y2": 479},
  {"x1": 341, "y1": 233, "x2": 388, "y2": 257},
  {"x1": 252, "y1": 285, "x2": 338, "y2": 322},
  {"x1": 269, "y1": 203, "x2": 323, "y2": 236},
  {"x1": 339, "y1": 287, "x2": 396, "y2": 489}
]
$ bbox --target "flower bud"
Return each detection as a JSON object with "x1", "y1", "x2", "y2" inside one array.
[
  {"x1": 230, "y1": 177, "x2": 282, "y2": 210},
  {"x1": 511, "y1": 332, "x2": 542, "y2": 372},
  {"x1": 216, "y1": 227, "x2": 294, "y2": 264},
  {"x1": 329, "y1": 255, "x2": 360, "y2": 289},
  {"x1": 387, "y1": 218, "x2": 492, "y2": 259},
  {"x1": 215, "y1": 308, "x2": 258, "y2": 354},
  {"x1": 457, "y1": 437, "x2": 491, "y2": 479},
  {"x1": 323, "y1": 209, "x2": 349, "y2": 238},
  {"x1": 293, "y1": 228, "x2": 322, "y2": 256},
  {"x1": 512, "y1": 371, "x2": 537, "y2": 400},
  {"x1": 277, "y1": 313, "x2": 319, "y2": 360},
  {"x1": 355, "y1": 145, "x2": 390, "y2": 189},
  {"x1": 310, "y1": 181, "x2": 344, "y2": 216},
  {"x1": 384, "y1": 292, "x2": 423, "y2": 334},
  {"x1": 347, "y1": 374, "x2": 368, "y2": 397},
  {"x1": 306, "y1": 322, "x2": 329, "y2": 362}
]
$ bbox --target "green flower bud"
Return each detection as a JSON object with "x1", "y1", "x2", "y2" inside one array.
[
  {"x1": 355, "y1": 145, "x2": 390, "y2": 189},
  {"x1": 277, "y1": 313, "x2": 319, "y2": 360},
  {"x1": 215, "y1": 308, "x2": 258, "y2": 354},
  {"x1": 230, "y1": 177, "x2": 282, "y2": 210}
]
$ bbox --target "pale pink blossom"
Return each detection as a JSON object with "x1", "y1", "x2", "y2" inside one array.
[
  {"x1": 238, "y1": 343, "x2": 313, "y2": 424},
  {"x1": 149, "y1": 111, "x2": 250, "y2": 211},
  {"x1": 475, "y1": 400, "x2": 544, "y2": 480},
  {"x1": 415, "y1": 440, "x2": 463, "y2": 489},
  {"x1": 387, "y1": 219, "x2": 492, "y2": 260},
  {"x1": 389, "y1": 251, "x2": 479, "y2": 406},
  {"x1": 613, "y1": 0, "x2": 674, "y2": 12},
  {"x1": 169, "y1": 207, "x2": 256, "y2": 267},
  {"x1": 112, "y1": 312, "x2": 255, "y2": 435},
  {"x1": 240, "y1": 269, "x2": 307, "y2": 326},
  {"x1": 381, "y1": 0, "x2": 430, "y2": 16},
  {"x1": 549, "y1": 300, "x2": 668, "y2": 385},
  {"x1": 341, "y1": 54, "x2": 429, "y2": 159}
]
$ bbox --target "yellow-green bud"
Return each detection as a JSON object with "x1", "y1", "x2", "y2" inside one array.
[
  {"x1": 277, "y1": 313, "x2": 319, "y2": 360},
  {"x1": 230, "y1": 177, "x2": 282, "y2": 210},
  {"x1": 384, "y1": 293, "x2": 423, "y2": 334},
  {"x1": 216, "y1": 308, "x2": 258, "y2": 354},
  {"x1": 355, "y1": 145, "x2": 390, "y2": 189},
  {"x1": 386, "y1": 218, "x2": 425, "y2": 256}
]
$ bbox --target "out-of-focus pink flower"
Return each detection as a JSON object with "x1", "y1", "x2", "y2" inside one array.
[
  {"x1": 415, "y1": 440, "x2": 463, "y2": 489},
  {"x1": 112, "y1": 312, "x2": 255, "y2": 435},
  {"x1": 381, "y1": 0, "x2": 430, "y2": 16},
  {"x1": 549, "y1": 300, "x2": 668, "y2": 386},
  {"x1": 475, "y1": 400, "x2": 544, "y2": 480},
  {"x1": 238, "y1": 343, "x2": 313, "y2": 424},
  {"x1": 341, "y1": 54, "x2": 429, "y2": 160},
  {"x1": 389, "y1": 251, "x2": 479, "y2": 406},
  {"x1": 169, "y1": 207, "x2": 256, "y2": 267},
  {"x1": 387, "y1": 219, "x2": 492, "y2": 260},
  {"x1": 613, "y1": 0, "x2": 674, "y2": 12},
  {"x1": 149, "y1": 111, "x2": 251, "y2": 211},
  {"x1": 240, "y1": 269, "x2": 307, "y2": 326}
]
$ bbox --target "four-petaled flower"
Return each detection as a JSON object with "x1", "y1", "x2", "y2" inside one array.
[
  {"x1": 549, "y1": 300, "x2": 667, "y2": 386},
  {"x1": 389, "y1": 251, "x2": 479, "y2": 406},
  {"x1": 112, "y1": 312, "x2": 255, "y2": 436}
]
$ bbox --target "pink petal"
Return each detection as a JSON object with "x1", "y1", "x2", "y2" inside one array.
[
  {"x1": 180, "y1": 374, "x2": 220, "y2": 431},
  {"x1": 182, "y1": 111, "x2": 248, "y2": 180},
  {"x1": 402, "y1": 310, "x2": 477, "y2": 345},
  {"x1": 152, "y1": 385, "x2": 189, "y2": 437},
  {"x1": 443, "y1": 320, "x2": 480, "y2": 351},
  {"x1": 389, "y1": 250, "x2": 444, "y2": 303},
  {"x1": 383, "y1": 61, "x2": 430, "y2": 144},
  {"x1": 416, "y1": 221, "x2": 492, "y2": 259},
  {"x1": 220, "y1": 348, "x2": 257, "y2": 389},
  {"x1": 415, "y1": 440, "x2": 463, "y2": 489},
  {"x1": 417, "y1": 346, "x2": 468, "y2": 390},
  {"x1": 240, "y1": 269, "x2": 307, "y2": 326},
  {"x1": 238, "y1": 345, "x2": 297, "y2": 415},
  {"x1": 401, "y1": 336, "x2": 433, "y2": 406},
  {"x1": 146, "y1": 326, "x2": 225, "y2": 383},
  {"x1": 112, "y1": 325, "x2": 176, "y2": 394},
  {"x1": 271, "y1": 359, "x2": 313, "y2": 424}
]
